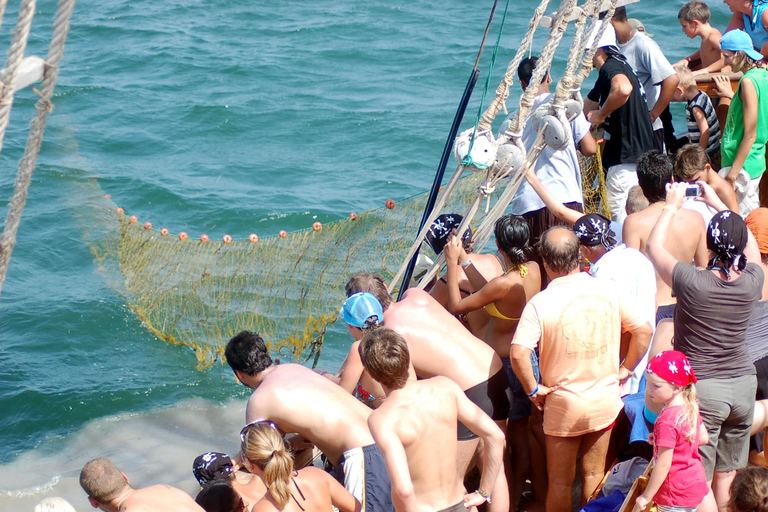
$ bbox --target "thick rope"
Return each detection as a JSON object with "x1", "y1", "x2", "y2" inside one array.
[
  {"x1": 0, "y1": 0, "x2": 11, "y2": 34},
  {"x1": 0, "y1": 0, "x2": 76, "y2": 298},
  {"x1": 0, "y1": 0, "x2": 37, "y2": 154},
  {"x1": 477, "y1": 0, "x2": 551, "y2": 134}
]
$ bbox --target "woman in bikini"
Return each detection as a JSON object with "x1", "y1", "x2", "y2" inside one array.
[
  {"x1": 241, "y1": 421, "x2": 361, "y2": 512},
  {"x1": 444, "y1": 214, "x2": 541, "y2": 509}
]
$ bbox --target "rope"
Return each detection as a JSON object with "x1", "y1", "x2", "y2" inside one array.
[
  {"x1": 0, "y1": 0, "x2": 76, "y2": 298},
  {"x1": 0, "y1": 0, "x2": 38, "y2": 154}
]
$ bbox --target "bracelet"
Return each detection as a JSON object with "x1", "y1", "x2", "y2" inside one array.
[
  {"x1": 459, "y1": 259, "x2": 472, "y2": 268},
  {"x1": 476, "y1": 488, "x2": 492, "y2": 504},
  {"x1": 685, "y1": 56, "x2": 691, "y2": 62},
  {"x1": 526, "y1": 383, "x2": 539, "y2": 397}
]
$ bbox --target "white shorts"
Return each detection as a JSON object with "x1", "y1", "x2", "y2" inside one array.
[
  {"x1": 605, "y1": 163, "x2": 638, "y2": 226},
  {"x1": 719, "y1": 166, "x2": 761, "y2": 217}
]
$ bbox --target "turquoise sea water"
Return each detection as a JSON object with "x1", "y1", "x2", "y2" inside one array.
[{"x1": 0, "y1": 0, "x2": 732, "y2": 508}]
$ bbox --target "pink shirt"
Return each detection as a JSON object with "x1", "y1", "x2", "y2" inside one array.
[{"x1": 653, "y1": 405, "x2": 709, "y2": 507}]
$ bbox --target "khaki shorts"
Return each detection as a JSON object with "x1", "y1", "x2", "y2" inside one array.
[{"x1": 697, "y1": 374, "x2": 757, "y2": 479}]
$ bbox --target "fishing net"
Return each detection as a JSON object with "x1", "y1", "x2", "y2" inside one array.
[{"x1": 580, "y1": 144, "x2": 610, "y2": 219}]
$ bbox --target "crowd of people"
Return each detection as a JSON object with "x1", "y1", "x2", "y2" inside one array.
[{"x1": 35, "y1": 2, "x2": 768, "y2": 512}]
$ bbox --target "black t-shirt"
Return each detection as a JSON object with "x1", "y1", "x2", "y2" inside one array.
[{"x1": 587, "y1": 56, "x2": 655, "y2": 168}]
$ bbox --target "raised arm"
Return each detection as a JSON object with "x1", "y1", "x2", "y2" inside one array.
[
  {"x1": 524, "y1": 168, "x2": 582, "y2": 225},
  {"x1": 647, "y1": 183, "x2": 687, "y2": 287}
]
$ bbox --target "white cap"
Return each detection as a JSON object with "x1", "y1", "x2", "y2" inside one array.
[{"x1": 584, "y1": 20, "x2": 617, "y2": 50}]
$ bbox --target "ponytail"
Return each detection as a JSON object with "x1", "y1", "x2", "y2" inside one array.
[{"x1": 242, "y1": 423, "x2": 295, "y2": 509}]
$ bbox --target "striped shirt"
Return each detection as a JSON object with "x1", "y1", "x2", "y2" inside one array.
[{"x1": 686, "y1": 91, "x2": 721, "y2": 156}]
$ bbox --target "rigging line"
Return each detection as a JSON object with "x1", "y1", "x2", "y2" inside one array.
[{"x1": 396, "y1": 0, "x2": 503, "y2": 300}]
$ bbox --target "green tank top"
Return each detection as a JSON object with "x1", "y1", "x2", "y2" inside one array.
[{"x1": 721, "y1": 67, "x2": 768, "y2": 179}]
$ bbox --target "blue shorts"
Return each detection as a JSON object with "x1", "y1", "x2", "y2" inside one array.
[{"x1": 501, "y1": 352, "x2": 540, "y2": 421}]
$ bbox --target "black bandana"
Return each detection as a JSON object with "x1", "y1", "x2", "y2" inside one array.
[
  {"x1": 425, "y1": 213, "x2": 472, "y2": 255},
  {"x1": 574, "y1": 213, "x2": 616, "y2": 249},
  {"x1": 193, "y1": 452, "x2": 233, "y2": 485},
  {"x1": 706, "y1": 210, "x2": 748, "y2": 280}
]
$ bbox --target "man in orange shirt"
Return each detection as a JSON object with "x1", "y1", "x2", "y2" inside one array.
[{"x1": 510, "y1": 227, "x2": 652, "y2": 512}]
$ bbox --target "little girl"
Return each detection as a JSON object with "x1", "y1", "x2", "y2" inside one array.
[{"x1": 636, "y1": 351, "x2": 709, "y2": 512}]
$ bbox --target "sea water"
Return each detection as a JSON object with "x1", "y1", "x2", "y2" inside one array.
[{"x1": 0, "y1": 0, "x2": 731, "y2": 508}]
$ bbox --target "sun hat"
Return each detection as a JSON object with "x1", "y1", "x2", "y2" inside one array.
[
  {"x1": 193, "y1": 452, "x2": 233, "y2": 486},
  {"x1": 425, "y1": 213, "x2": 472, "y2": 255},
  {"x1": 584, "y1": 20, "x2": 618, "y2": 50},
  {"x1": 721, "y1": 29, "x2": 763, "y2": 61},
  {"x1": 628, "y1": 18, "x2": 653, "y2": 38},
  {"x1": 341, "y1": 292, "x2": 383, "y2": 329},
  {"x1": 646, "y1": 350, "x2": 697, "y2": 386}
]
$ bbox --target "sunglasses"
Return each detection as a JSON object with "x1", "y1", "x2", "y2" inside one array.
[{"x1": 239, "y1": 419, "x2": 278, "y2": 444}]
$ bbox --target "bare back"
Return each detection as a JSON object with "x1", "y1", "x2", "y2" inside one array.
[
  {"x1": 430, "y1": 252, "x2": 504, "y2": 338},
  {"x1": 252, "y1": 466, "x2": 358, "y2": 512},
  {"x1": 369, "y1": 377, "x2": 463, "y2": 512},
  {"x1": 123, "y1": 485, "x2": 203, "y2": 511},
  {"x1": 246, "y1": 364, "x2": 374, "y2": 465},
  {"x1": 385, "y1": 289, "x2": 503, "y2": 390},
  {"x1": 700, "y1": 28, "x2": 723, "y2": 69},
  {"x1": 623, "y1": 203, "x2": 707, "y2": 306}
]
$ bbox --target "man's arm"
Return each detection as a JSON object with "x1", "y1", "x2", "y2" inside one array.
[
  {"x1": 622, "y1": 214, "x2": 642, "y2": 251},
  {"x1": 587, "y1": 74, "x2": 632, "y2": 127},
  {"x1": 620, "y1": 319, "x2": 653, "y2": 384},
  {"x1": 338, "y1": 342, "x2": 365, "y2": 395},
  {"x1": 724, "y1": 77, "x2": 758, "y2": 186},
  {"x1": 583, "y1": 97, "x2": 599, "y2": 117},
  {"x1": 709, "y1": 172, "x2": 740, "y2": 213},
  {"x1": 576, "y1": 124, "x2": 597, "y2": 157},
  {"x1": 452, "y1": 380, "x2": 505, "y2": 507},
  {"x1": 368, "y1": 415, "x2": 417, "y2": 512},
  {"x1": 649, "y1": 74, "x2": 679, "y2": 123},
  {"x1": 647, "y1": 183, "x2": 686, "y2": 287}
]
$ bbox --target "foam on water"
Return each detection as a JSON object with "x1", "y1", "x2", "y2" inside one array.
[{"x1": 0, "y1": 398, "x2": 245, "y2": 510}]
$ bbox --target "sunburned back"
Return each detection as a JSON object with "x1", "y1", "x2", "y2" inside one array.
[
  {"x1": 373, "y1": 378, "x2": 462, "y2": 511},
  {"x1": 386, "y1": 289, "x2": 502, "y2": 390},
  {"x1": 247, "y1": 364, "x2": 374, "y2": 465},
  {"x1": 484, "y1": 261, "x2": 541, "y2": 357},
  {"x1": 125, "y1": 485, "x2": 204, "y2": 511},
  {"x1": 624, "y1": 204, "x2": 706, "y2": 306},
  {"x1": 233, "y1": 471, "x2": 267, "y2": 510},
  {"x1": 252, "y1": 467, "x2": 339, "y2": 512}
]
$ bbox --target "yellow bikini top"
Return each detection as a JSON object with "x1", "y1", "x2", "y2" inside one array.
[{"x1": 483, "y1": 264, "x2": 528, "y2": 321}]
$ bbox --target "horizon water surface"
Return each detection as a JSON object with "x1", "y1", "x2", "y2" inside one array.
[{"x1": 0, "y1": 0, "x2": 731, "y2": 508}]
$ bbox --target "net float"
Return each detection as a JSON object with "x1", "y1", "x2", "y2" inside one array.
[
  {"x1": 223, "y1": 234, "x2": 232, "y2": 244},
  {"x1": 179, "y1": 232, "x2": 188, "y2": 241},
  {"x1": 249, "y1": 233, "x2": 259, "y2": 243},
  {"x1": 386, "y1": 199, "x2": 395, "y2": 209},
  {"x1": 313, "y1": 222, "x2": 322, "y2": 232}
]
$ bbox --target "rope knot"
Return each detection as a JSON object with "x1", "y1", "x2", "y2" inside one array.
[
  {"x1": 31, "y1": 87, "x2": 54, "y2": 113},
  {"x1": 479, "y1": 183, "x2": 496, "y2": 196}
]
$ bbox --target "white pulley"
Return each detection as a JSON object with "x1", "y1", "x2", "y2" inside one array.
[
  {"x1": 493, "y1": 142, "x2": 527, "y2": 177},
  {"x1": 453, "y1": 128, "x2": 497, "y2": 171},
  {"x1": 541, "y1": 114, "x2": 569, "y2": 150},
  {"x1": 529, "y1": 104, "x2": 550, "y2": 132},
  {"x1": 564, "y1": 98, "x2": 583, "y2": 122}
]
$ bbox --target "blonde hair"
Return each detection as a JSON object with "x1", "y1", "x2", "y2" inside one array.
[
  {"x1": 731, "y1": 51, "x2": 758, "y2": 74},
  {"x1": 674, "y1": 64, "x2": 696, "y2": 92},
  {"x1": 34, "y1": 498, "x2": 76, "y2": 512},
  {"x1": 242, "y1": 423, "x2": 294, "y2": 509},
  {"x1": 675, "y1": 383, "x2": 700, "y2": 442},
  {"x1": 626, "y1": 185, "x2": 649, "y2": 214}
]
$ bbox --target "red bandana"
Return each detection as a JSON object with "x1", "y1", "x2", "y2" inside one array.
[{"x1": 646, "y1": 350, "x2": 697, "y2": 386}]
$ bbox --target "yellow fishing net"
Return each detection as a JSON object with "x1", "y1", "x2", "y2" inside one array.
[
  {"x1": 580, "y1": 145, "x2": 610, "y2": 219},
  {"x1": 83, "y1": 153, "x2": 607, "y2": 371}
]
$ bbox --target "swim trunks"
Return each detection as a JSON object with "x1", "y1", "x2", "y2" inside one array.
[
  {"x1": 501, "y1": 353, "x2": 540, "y2": 421},
  {"x1": 457, "y1": 368, "x2": 512, "y2": 440},
  {"x1": 436, "y1": 501, "x2": 466, "y2": 512},
  {"x1": 655, "y1": 303, "x2": 675, "y2": 325},
  {"x1": 337, "y1": 444, "x2": 394, "y2": 512}
]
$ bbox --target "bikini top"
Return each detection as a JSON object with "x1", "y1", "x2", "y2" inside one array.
[
  {"x1": 355, "y1": 382, "x2": 385, "y2": 404},
  {"x1": 483, "y1": 264, "x2": 529, "y2": 321},
  {"x1": 291, "y1": 476, "x2": 307, "y2": 511}
]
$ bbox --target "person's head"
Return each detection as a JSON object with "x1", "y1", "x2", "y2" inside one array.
[
  {"x1": 425, "y1": 213, "x2": 473, "y2": 255},
  {"x1": 225, "y1": 331, "x2": 273, "y2": 381},
  {"x1": 193, "y1": 452, "x2": 234, "y2": 487},
  {"x1": 573, "y1": 214, "x2": 616, "y2": 263},
  {"x1": 707, "y1": 210, "x2": 749, "y2": 278},
  {"x1": 358, "y1": 327, "x2": 410, "y2": 391},
  {"x1": 746, "y1": 207, "x2": 768, "y2": 265},
  {"x1": 34, "y1": 498, "x2": 76, "y2": 512},
  {"x1": 728, "y1": 466, "x2": 768, "y2": 512},
  {"x1": 517, "y1": 56, "x2": 550, "y2": 91},
  {"x1": 720, "y1": 29, "x2": 762, "y2": 72},
  {"x1": 341, "y1": 292, "x2": 384, "y2": 339},
  {"x1": 196, "y1": 480, "x2": 246, "y2": 512},
  {"x1": 79, "y1": 457, "x2": 129, "y2": 507},
  {"x1": 723, "y1": 0, "x2": 755, "y2": 17},
  {"x1": 626, "y1": 185, "x2": 649, "y2": 214},
  {"x1": 612, "y1": 6, "x2": 628, "y2": 23},
  {"x1": 345, "y1": 272, "x2": 392, "y2": 310},
  {"x1": 672, "y1": 65, "x2": 697, "y2": 101},
  {"x1": 675, "y1": 143, "x2": 711, "y2": 182},
  {"x1": 241, "y1": 421, "x2": 294, "y2": 509},
  {"x1": 585, "y1": 21, "x2": 619, "y2": 70},
  {"x1": 646, "y1": 351, "x2": 699, "y2": 440},
  {"x1": 678, "y1": 1, "x2": 711, "y2": 37},
  {"x1": 636, "y1": 150, "x2": 674, "y2": 203},
  {"x1": 538, "y1": 227, "x2": 580, "y2": 277},
  {"x1": 494, "y1": 214, "x2": 530, "y2": 268}
]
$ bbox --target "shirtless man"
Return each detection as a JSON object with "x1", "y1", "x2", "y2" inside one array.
[
  {"x1": 225, "y1": 331, "x2": 393, "y2": 512},
  {"x1": 79, "y1": 457, "x2": 203, "y2": 512},
  {"x1": 361, "y1": 328, "x2": 505, "y2": 512},
  {"x1": 622, "y1": 150, "x2": 708, "y2": 323},
  {"x1": 427, "y1": 213, "x2": 503, "y2": 338},
  {"x1": 345, "y1": 273, "x2": 510, "y2": 512}
]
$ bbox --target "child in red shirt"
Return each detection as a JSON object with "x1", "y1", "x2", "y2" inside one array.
[{"x1": 636, "y1": 351, "x2": 710, "y2": 512}]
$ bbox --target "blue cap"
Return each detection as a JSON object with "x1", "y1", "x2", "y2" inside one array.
[
  {"x1": 341, "y1": 292, "x2": 383, "y2": 328},
  {"x1": 721, "y1": 29, "x2": 763, "y2": 62}
]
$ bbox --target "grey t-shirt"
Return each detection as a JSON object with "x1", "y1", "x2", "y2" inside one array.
[
  {"x1": 672, "y1": 262, "x2": 764, "y2": 379},
  {"x1": 745, "y1": 300, "x2": 768, "y2": 363},
  {"x1": 618, "y1": 32, "x2": 675, "y2": 131}
]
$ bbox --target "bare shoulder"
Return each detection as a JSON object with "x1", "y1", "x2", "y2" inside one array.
[
  {"x1": 675, "y1": 208, "x2": 706, "y2": 231},
  {"x1": 705, "y1": 29, "x2": 722, "y2": 46}
]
